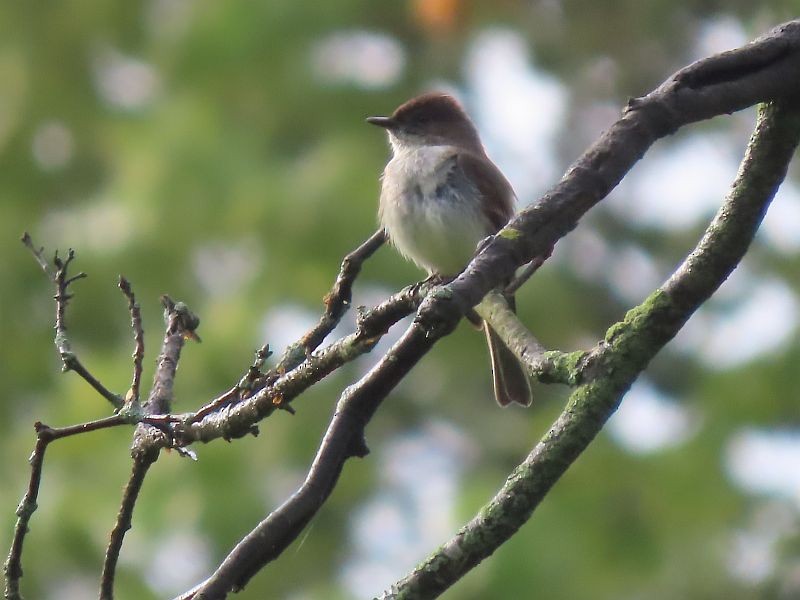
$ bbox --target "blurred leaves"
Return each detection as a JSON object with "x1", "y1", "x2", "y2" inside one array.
[{"x1": 2, "y1": 1, "x2": 800, "y2": 599}]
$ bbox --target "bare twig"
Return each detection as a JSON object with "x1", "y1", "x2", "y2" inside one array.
[
  {"x1": 4, "y1": 415, "x2": 128, "y2": 600},
  {"x1": 504, "y1": 249, "x2": 551, "y2": 296},
  {"x1": 187, "y1": 345, "x2": 276, "y2": 426},
  {"x1": 20, "y1": 232, "x2": 53, "y2": 278},
  {"x1": 277, "y1": 229, "x2": 386, "y2": 373},
  {"x1": 21, "y1": 234, "x2": 123, "y2": 409},
  {"x1": 186, "y1": 232, "x2": 386, "y2": 429},
  {"x1": 119, "y1": 276, "x2": 145, "y2": 406},
  {"x1": 175, "y1": 281, "x2": 427, "y2": 446},
  {"x1": 100, "y1": 295, "x2": 200, "y2": 598},
  {"x1": 239, "y1": 345, "x2": 272, "y2": 393}
]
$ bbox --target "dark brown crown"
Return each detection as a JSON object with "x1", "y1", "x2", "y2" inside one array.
[{"x1": 391, "y1": 93, "x2": 471, "y2": 125}]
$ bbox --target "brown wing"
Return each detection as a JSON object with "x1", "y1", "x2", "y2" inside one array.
[{"x1": 455, "y1": 151, "x2": 516, "y2": 233}]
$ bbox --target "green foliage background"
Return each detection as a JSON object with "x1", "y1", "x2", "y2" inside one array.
[{"x1": 2, "y1": 2, "x2": 799, "y2": 599}]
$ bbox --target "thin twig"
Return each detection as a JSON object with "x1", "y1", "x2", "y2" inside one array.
[
  {"x1": 4, "y1": 415, "x2": 128, "y2": 599},
  {"x1": 20, "y1": 232, "x2": 53, "y2": 278},
  {"x1": 119, "y1": 276, "x2": 145, "y2": 406},
  {"x1": 239, "y1": 345, "x2": 272, "y2": 393},
  {"x1": 186, "y1": 345, "x2": 274, "y2": 425},
  {"x1": 184, "y1": 232, "x2": 389, "y2": 430},
  {"x1": 174, "y1": 281, "x2": 427, "y2": 445},
  {"x1": 277, "y1": 229, "x2": 386, "y2": 373},
  {"x1": 21, "y1": 235, "x2": 123, "y2": 409},
  {"x1": 504, "y1": 249, "x2": 551, "y2": 296}
]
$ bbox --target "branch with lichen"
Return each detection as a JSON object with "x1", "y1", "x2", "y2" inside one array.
[
  {"x1": 381, "y1": 100, "x2": 800, "y2": 599},
  {"x1": 182, "y1": 20, "x2": 800, "y2": 599},
  {"x1": 8, "y1": 19, "x2": 800, "y2": 600}
]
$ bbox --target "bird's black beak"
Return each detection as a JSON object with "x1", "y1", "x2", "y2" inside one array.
[{"x1": 366, "y1": 116, "x2": 396, "y2": 129}]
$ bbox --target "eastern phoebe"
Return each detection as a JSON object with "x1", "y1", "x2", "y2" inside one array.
[{"x1": 367, "y1": 92, "x2": 532, "y2": 407}]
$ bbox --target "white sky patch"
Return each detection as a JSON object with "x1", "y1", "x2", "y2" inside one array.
[
  {"x1": 31, "y1": 120, "x2": 74, "y2": 171},
  {"x1": 759, "y1": 180, "x2": 800, "y2": 254},
  {"x1": 341, "y1": 421, "x2": 476, "y2": 597},
  {"x1": 726, "y1": 527, "x2": 778, "y2": 585},
  {"x1": 725, "y1": 429, "x2": 800, "y2": 507},
  {"x1": 192, "y1": 238, "x2": 261, "y2": 298},
  {"x1": 464, "y1": 28, "x2": 567, "y2": 204},
  {"x1": 724, "y1": 500, "x2": 798, "y2": 585},
  {"x1": 39, "y1": 200, "x2": 134, "y2": 252},
  {"x1": 607, "y1": 244, "x2": 662, "y2": 304},
  {"x1": 692, "y1": 15, "x2": 748, "y2": 61},
  {"x1": 92, "y1": 47, "x2": 160, "y2": 111},
  {"x1": 350, "y1": 284, "x2": 414, "y2": 375},
  {"x1": 611, "y1": 133, "x2": 740, "y2": 231},
  {"x1": 260, "y1": 303, "x2": 318, "y2": 353},
  {"x1": 608, "y1": 378, "x2": 700, "y2": 454},
  {"x1": 557, "y1": 225, "x2": 611, "y2": 283},
  {"x1": 311, "y1": 31, "x2": 405, "y2": 89},
  {"x1": 144, "y1": 530, "x2": 213, "y2": 595},
  {"x1": 45, "y1": 575, "x2": 96, "y2": 600},
  {"x1": 674, "y1": 275, "x2": 799, "y2": 370},
  {"x1": 557, "y1": 233, "x2": 663, "y2": 304}
]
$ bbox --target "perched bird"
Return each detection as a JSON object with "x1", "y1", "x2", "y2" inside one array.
[{"x1": 367, "y1": 92, "x2": 532, "y2": 407}]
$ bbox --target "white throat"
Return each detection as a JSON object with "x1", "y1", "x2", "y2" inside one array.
[{"x1": 378, "y1": 142, "x2": 490, "y2": 276}]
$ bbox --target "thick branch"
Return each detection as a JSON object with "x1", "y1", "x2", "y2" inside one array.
[
  {"x1": 381, "y1": 101, "x2": 800, "y2": 599},
  {"x1": 180, "y1": 318, "x2": 442, "y2": 599},
  {"x1": 444, "y1": 20, "x2": 800, "y2": 315},
  {"x1": 178, "y1": 21, "x2": 800, "y2": 599}
]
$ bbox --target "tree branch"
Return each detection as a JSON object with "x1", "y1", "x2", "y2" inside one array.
[
  {"x1": 100, "y1": 295, "x2": 201, "y2": 598},
  {"x1": 176, "y1": 20, "x2": 800, "y2": 598},
  {"x1": 21, "y1": 234, "x2": 124, "y2": 409},
  {"x1": 444, "y1": 20, "x2": 800, "y2": 316},
  {"x1": 174, "y1": 280, "x2": 428, "y2": 445},
  {"x1": 184, "y1": 230, "x2": 386, "y2": 428},
  {"x1": 287, "y1": 228, "x2": 386, "y2": 369},
  {"x1": 3, "y1": 415, "x2": 129, "y2": 600},
  {"x1": 381, "y1": 100, "x2": 800, "y2": 599},
  {"x1": 474, "y1": 292, "x2": 584, "y2": 386},
  {"x1": 119, "y1": 276, "x2": 145, "y2": 406}
]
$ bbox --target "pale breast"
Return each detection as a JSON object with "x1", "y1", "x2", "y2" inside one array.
[{"x1": 379, "y1": 146, "x2": 491, "y2": 276}]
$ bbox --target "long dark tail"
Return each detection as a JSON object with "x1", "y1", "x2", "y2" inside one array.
[{"x1": 485, "y1": 323, "x2": 533, "y2": 407}]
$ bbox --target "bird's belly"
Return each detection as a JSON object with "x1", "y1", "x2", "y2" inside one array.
[{"x1": 380, "y1": 180, "x2": 488, "y2": 276}]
